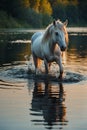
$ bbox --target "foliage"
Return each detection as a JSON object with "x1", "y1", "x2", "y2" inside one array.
[
  {"x1": 66, "y1": 4, "x2": 79, "y2": 25},
  {"x1": 53, "y1": 3, "x2": 66, "y2": 21},
  {"x1": 42, "y1": 14, "x2": 53, "y2": 27},
  {"x1": 0, "y1": 0, "x2": 87, "y2": 28},
  {"x1": 39, "y1": 0, "x2": 52, "y2": 15},
  {"x1": 0, "y1": 11, "x2": 21, "y2": 28},
  {"x1": 29, "y1": 0, "x2": 40, "y2": 12}
]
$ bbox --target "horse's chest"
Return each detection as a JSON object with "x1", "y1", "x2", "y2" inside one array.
[{"x1": 42, "y1": 44, "x2": 52, "y2": 56}]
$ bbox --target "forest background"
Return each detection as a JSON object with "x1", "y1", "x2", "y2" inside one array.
[{"x1": 0, "y1": 0, "x2": 87, "y2": 28}]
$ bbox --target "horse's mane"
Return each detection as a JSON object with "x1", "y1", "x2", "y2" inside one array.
[{"x1": 42, "y1": 23, "x2": 53, "y2": 43}]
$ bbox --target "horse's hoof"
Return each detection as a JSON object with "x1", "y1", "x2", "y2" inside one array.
[
  {"x1": 58, "y1": 75, "x2": 63, "y2": 80},
  {"x1": 35, "y1": 69, "x2": 42, "y2": 75}
]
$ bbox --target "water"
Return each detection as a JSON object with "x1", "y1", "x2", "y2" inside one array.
[{"x1": 0, "y1": 29, "x2": 87, "y2": 130}]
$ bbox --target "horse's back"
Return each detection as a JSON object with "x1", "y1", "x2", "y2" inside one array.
[{"x1": 31, "y1": 32, "x2": 43, "y2": 43}]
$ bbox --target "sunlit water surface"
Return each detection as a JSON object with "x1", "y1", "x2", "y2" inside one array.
[{"x1": 0, "y1": 30, "x2": 87, "y2": 130}]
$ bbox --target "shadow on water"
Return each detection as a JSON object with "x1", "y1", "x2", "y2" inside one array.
[{"x1": 28, "y1": 80, "x2": 68, "y2": 129}]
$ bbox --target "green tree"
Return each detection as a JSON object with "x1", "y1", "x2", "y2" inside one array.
[
  {"x1": 39, "y1": 0, "x2": 52, "y2": 15},
  {"x1": 66, "y1": 4, "x2": 79, "y2": 25},
  {"x1": 29, "y1": 0, "x2": 40, "y2": 12},
  {"x1": 78, "y1": 0, "x2": 87, "y2": 24},
  {"x1": 67, "y1": 0, "x2": 78, "y2": 5},
  {"x1": 42, "y1": 13, "x2": 53, "y2": 27},
  {"x1": 0, "y1": 0, "x2": 30, "y2": 16},
  {"x1": 52, "y1": 0, "x2": 67, "y2": 20},
  {"x1": 21, "y1": 0, "x2": 30, "y2": 8}
]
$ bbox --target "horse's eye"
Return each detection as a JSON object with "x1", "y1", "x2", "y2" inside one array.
[{"x1": 55, "y1": 32, "x2": 59, "y2": 36}]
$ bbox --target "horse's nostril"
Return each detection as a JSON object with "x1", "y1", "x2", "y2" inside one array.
[{"x1": 61, "y1": 46, "x2": 66, "y2": 51}]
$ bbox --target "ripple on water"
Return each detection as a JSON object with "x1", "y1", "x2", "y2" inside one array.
[{"x1": 0, "y1": 64, "x2": 85, "y2": 83}]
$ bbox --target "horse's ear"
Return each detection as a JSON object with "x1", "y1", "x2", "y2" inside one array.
[
  {"x1": 64, "y1": 19, "x2": 68, "y2": 26},
  {"x1": 53, "y1": 20, "x2": 56, "y2": 26}
]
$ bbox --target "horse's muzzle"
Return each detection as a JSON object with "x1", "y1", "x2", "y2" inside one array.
[{"x1": 61, "y1": 46, "x2": 66, "y2": 51}]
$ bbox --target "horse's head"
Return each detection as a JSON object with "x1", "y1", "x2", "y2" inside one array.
[{"x1": 52, "y1": 19, "x2": 68, "y2": 51}]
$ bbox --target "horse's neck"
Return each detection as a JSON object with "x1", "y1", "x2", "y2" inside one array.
[{"x1": 49, "y1": 39, "x2": 56, "y2": 54}]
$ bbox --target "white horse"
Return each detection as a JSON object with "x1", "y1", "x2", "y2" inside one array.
[{"x1": 31, "y1": 19, "x2": 68, "y2": 78}]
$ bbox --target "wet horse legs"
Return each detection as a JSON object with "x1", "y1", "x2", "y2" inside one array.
[
  {"x1": 56, "y1": 56, "x2": 63, "y2": 79},
  {"x1": 32, "y1": 54, "x2": 40, "y2": 74}
]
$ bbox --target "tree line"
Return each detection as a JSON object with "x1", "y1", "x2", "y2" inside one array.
[{"x1": 0, "y1": 0, "x2": 87, "y2": 28}]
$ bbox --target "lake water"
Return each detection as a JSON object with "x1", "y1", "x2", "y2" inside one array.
[{"x1": 0, "y1": 28, "x2": 87, "y2": 130}]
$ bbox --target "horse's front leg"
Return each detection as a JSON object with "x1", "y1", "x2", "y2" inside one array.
[
  {"x1": 32, "y1": 53, "x2": 39, "y2": 74},
  {"x1": 56, "y1": 56, "x2": 63, "y2": 79},
  {"x1": 44, "y1": 58, "x2": 49, "y2": 74}
]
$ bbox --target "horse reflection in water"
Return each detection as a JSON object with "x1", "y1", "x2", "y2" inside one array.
[{"x1": 30, "y1": 81, "x2": 68, "y2": 129}]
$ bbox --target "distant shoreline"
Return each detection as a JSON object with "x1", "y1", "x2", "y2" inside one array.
[{"x1": 0, "y1": 27, "x2": 87, "y2": 33}]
